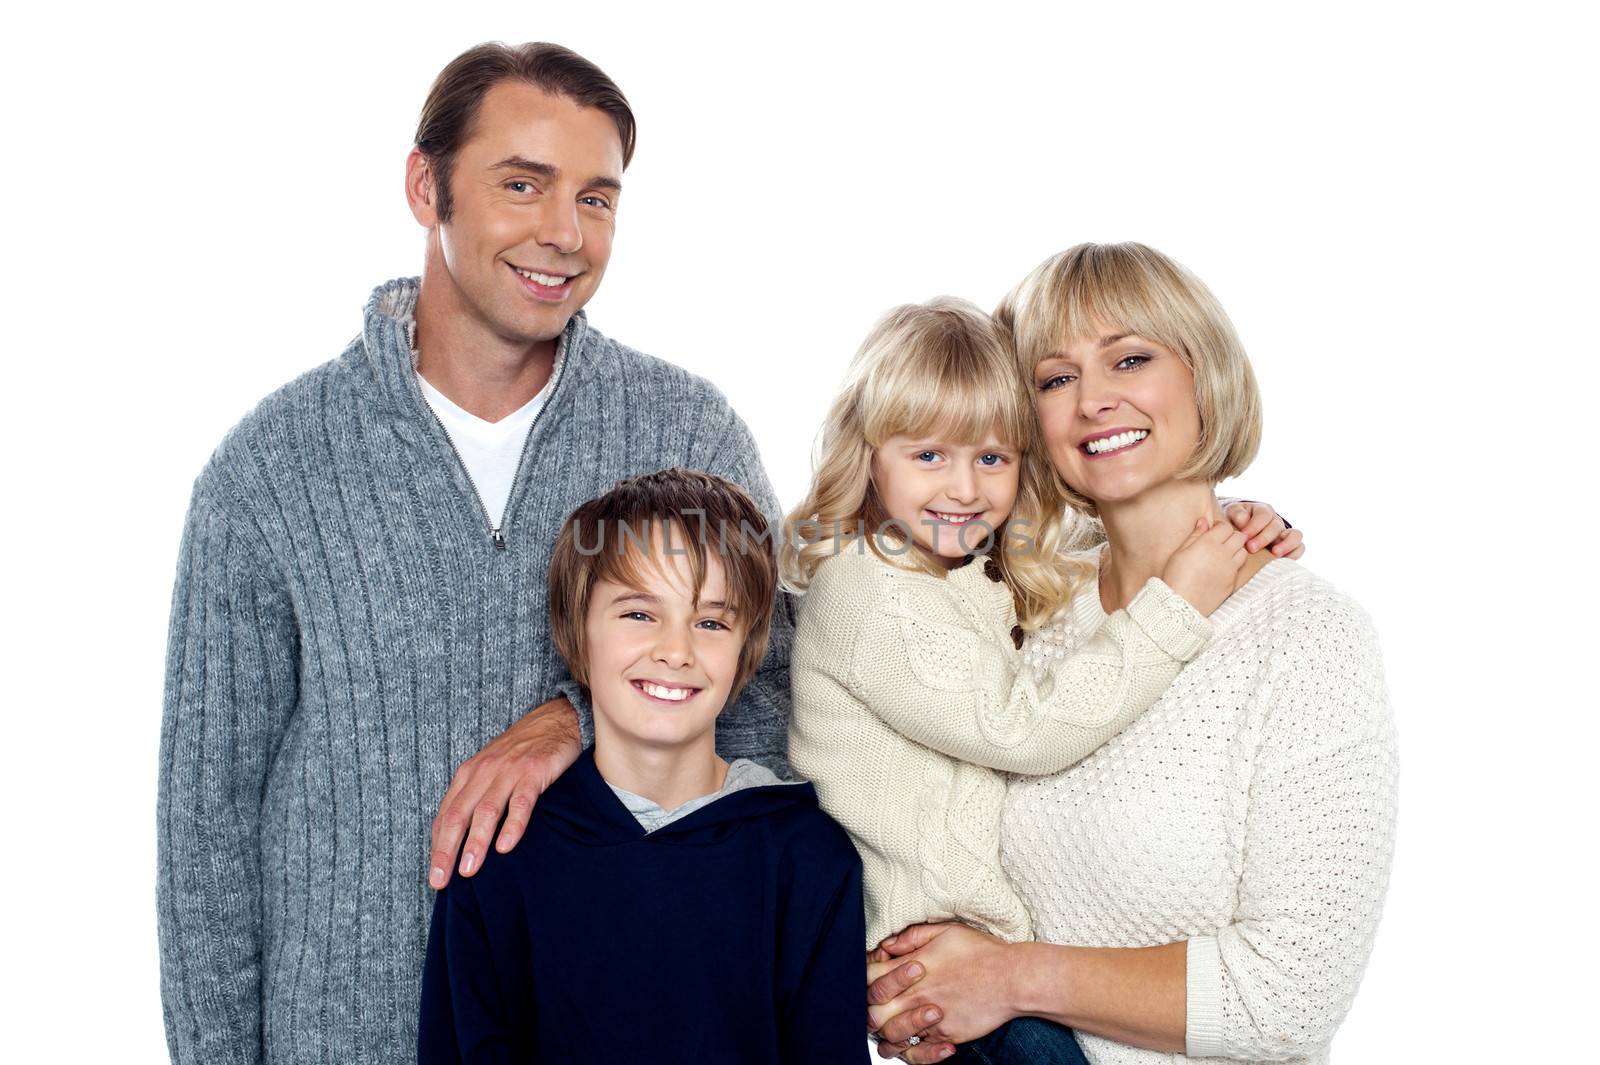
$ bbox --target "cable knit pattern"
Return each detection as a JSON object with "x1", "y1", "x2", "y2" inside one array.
[
  {"x1": 1002, "y1": 557, "x2": 1397, "y2": 1064},
  {"x1": 156, "y1": 279, "x2": 795, "y2": 1065},
  {"x1": 789, "y1": 547, "x2": 1212, "y2": 947}
]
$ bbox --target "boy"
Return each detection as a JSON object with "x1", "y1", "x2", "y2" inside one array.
[{"x1": 418, "y1": 469, "x2": 866, "y2": 1064}]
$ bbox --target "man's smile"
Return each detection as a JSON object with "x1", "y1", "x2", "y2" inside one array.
[{"x1": 508, "y1": 261, "x2": 576, "y2": 301}]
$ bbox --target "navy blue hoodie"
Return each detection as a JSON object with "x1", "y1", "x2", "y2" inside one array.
[{"x1": 418, "y1": 748, "x2": 866, "y2": 1064}]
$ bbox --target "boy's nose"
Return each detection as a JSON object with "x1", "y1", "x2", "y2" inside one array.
[{"x1": 651, "y1": 627, "x2": 694, "y2": 669}]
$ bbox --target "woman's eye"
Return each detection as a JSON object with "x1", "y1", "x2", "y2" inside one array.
[
  {"x1": 1039, "y1": 373, "x2": 1076, "y2": 391},
  {"x1": 1116, "y1": 354, "x2": 1151, "y2": 371}
]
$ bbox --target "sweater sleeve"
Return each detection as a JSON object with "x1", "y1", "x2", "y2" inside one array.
[
  {"x1": 777, "y1": 823, "x2": 869, "y2": 1064},
  {"x1": 418, "y1": 879, "x2": 524, "y2": 1065},
  {"x1": 845, "y1": 560, "x2": 1212, "y2": 776},
  {"x1": 1184, "y1": 598, "x2": 1398, "y2": 1060},
  {"x1": 691, "y1": 398, "x2": 794, "y2": 780},
  {"x1": 156, "y1": 486, "x2": 299, "y2": 1065}
]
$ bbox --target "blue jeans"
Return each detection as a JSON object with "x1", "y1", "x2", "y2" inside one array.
[{"x1": 947, "y1": 1018, "x2": 1089, "y2": 1065}]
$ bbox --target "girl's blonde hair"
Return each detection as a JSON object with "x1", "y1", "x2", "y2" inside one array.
[
  {"x1": 996, "y1": 242, "x2": 1262, "y2": 516},
  {"x1": 782, "y1": 297, "x2": 1092, "y2": 631}
]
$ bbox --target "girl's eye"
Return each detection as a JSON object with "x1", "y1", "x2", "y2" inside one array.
[
  {"x1": 1115, "y1": 354, "x2": 1151, "y2": 371},
  {"x1": 1039, "y1": 373, "x2": 1076, "y2": 391},
  {"x1": 914, "y1": 450, "x2": 941, "y2": 463},
  {"x1": 978, "y1": 453, "x2": 1008, "y2": 467}
]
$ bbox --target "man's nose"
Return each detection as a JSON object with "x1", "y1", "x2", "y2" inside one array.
[{"x1": 535, "y1": 197, "x2": 583, "y2": 255}]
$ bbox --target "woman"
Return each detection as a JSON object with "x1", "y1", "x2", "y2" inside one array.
[{"x1": 865, "y1": 243, "x2": 1397, "y2": 1064}]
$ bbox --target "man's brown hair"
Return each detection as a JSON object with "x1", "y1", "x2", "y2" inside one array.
[
  {"x1": 415, "y1": 41, "x2": 637, "y2": 223},
  {"x1": 548, "y1": 469, "x2": 778, "y2": 701}
]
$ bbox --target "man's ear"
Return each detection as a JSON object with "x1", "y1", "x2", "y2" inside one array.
[{"x1": 404, "y1": 148, "x2": 440, "y2": 228}]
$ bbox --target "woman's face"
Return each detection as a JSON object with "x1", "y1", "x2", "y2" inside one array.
[{"x1": 1033, "y1": 327, "x2": 1202, "y2": 507}]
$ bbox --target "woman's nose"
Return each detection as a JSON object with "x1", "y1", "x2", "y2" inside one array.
[{"x1": 1078, "y1": 376, "x2": 1119, "y2": 419}]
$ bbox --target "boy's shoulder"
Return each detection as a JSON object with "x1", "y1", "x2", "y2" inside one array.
[{"x1": 748, "y1": 786, "x2": 861, "y2": 876}]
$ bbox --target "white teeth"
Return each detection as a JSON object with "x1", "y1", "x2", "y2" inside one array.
[
  {"x1": 931, "y1": 512, "x2": 979, "y2": 523},
  {"x1": 640, "y1": 681, "x2": 694, "y2": 702},
  {"x1": 1086, "y1": 430, "x2": 1148, "y2": 455},
  {"x1": 515, "y1": 267, "x2": 570, "y2": 286}
]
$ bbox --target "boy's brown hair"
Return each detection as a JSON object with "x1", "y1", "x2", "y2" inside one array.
[{"x1": 548, "y1": 469, "x2": 779, "y2": 700}]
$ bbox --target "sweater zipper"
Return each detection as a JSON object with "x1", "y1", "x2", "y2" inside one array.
[{"x1": 422, "y1": 361, "x2": 561, "y2": 553}]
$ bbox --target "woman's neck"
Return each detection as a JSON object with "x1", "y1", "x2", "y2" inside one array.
[{"x1": 1097, "y1": 480, "x2": 1226, "y2": 612}]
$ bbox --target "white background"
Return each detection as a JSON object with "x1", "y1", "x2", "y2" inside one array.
[{"x1": 3, "y1": 0, "x2": 1595, "y2": 1059}]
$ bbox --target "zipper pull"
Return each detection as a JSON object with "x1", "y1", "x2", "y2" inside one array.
[{"x1": 492, "y1": 528, "x2": 507, "y2": 551}]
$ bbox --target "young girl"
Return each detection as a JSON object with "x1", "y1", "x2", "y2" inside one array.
[{"x1": 784, "y1": 298, "x2": 1258, "y2": 1062}]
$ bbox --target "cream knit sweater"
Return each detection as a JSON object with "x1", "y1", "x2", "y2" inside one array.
[
  {"x1": 1002, "y1": 557, "x2": 1397, "y2": 1064},
  {"x1": 789, "y1": 547, "x2": 1213, "y2": 948}
]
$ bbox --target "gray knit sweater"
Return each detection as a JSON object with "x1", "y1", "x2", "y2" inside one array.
[{"x1": 156, "y1": 278, "x2": 794, "y2": 1065}]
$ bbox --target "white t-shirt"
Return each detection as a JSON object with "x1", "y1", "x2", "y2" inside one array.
[{"x1": 416, "y1": 371, "x2": 549, "y2": 529}]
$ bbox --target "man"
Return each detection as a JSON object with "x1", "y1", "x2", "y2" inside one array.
[{"x1": 156, "y1": 43, "x2": 790, "y2": 1065}]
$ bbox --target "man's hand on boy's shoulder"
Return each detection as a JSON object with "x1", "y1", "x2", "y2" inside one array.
[{"x1": 428, "y1": 696, "x2": 583, "y2": 890}]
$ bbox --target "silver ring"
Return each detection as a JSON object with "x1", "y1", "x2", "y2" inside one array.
[{"x1": 906, "y1": 1035, "x2": 922, "y2": 1047}]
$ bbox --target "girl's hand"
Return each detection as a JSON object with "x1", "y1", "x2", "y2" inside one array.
[
  {"x1": 866, "y1": 923, "x2": 1019, "y2": 1061},
  {"x1": 1162, "y1": 517, "x2": 1249, "y2": 616},
  {"x1": 1222, "y1": 500, "x2": 1305, "y2": 558}
]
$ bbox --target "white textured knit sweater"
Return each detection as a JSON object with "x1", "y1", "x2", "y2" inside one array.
[
  {"x1": 1002, "y1": 557, "x2": 1397, "y2": 1064},
  {"x1": 789, "y1": 547, "x2": 1213, "y2": 947}
]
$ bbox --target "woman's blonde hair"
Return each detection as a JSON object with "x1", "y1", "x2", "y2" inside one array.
[
  {"x1": 781, "y1": 297, "x2": 1091, "y2": 630},
  {"x1": 996, "y1": 242, "x2": 1262, "y2": 515}
]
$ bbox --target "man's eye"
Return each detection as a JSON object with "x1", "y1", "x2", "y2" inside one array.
[
  {"x1": 507, "y1": 181, "x2": 534, "y2": 194},
  {"x1": 1039, "y1": 373, "x2": 1076, "y2": 391},
  {"x1": 579, "y1": 195, "x2": 611, "y2": 209}
]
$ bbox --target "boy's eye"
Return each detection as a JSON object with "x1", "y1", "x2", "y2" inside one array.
[
  {"x1": 696, "y1": 618, "x2": 730, "y2": 632},
  {"x1": 621, "y1": 610, "x2": 652, "y2": 622}
]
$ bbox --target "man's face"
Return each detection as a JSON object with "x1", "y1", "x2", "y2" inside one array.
[{"x1": 422, "y1": 80, "x2": 624, "y2": 346}]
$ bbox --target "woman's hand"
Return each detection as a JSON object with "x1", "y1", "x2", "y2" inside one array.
[
  {"x1": 866, "y1": 923, "x2": 1020, "y2": 1061},
  {"x1": 1222, "y1": 500, "x2": 1304, "y2": 558}
]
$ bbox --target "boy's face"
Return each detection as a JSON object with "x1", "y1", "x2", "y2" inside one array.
[{"x1": 584, "y1": 544, "x2": 745, "y2": 756}]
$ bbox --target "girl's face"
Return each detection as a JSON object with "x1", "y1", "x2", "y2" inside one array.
[
  {"x1": 869, "y1": 433, "x2": 1020, "y2": 566},
  {"x1": 1032, "y1": 328, "x2": 1201, "y2": 508}
]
